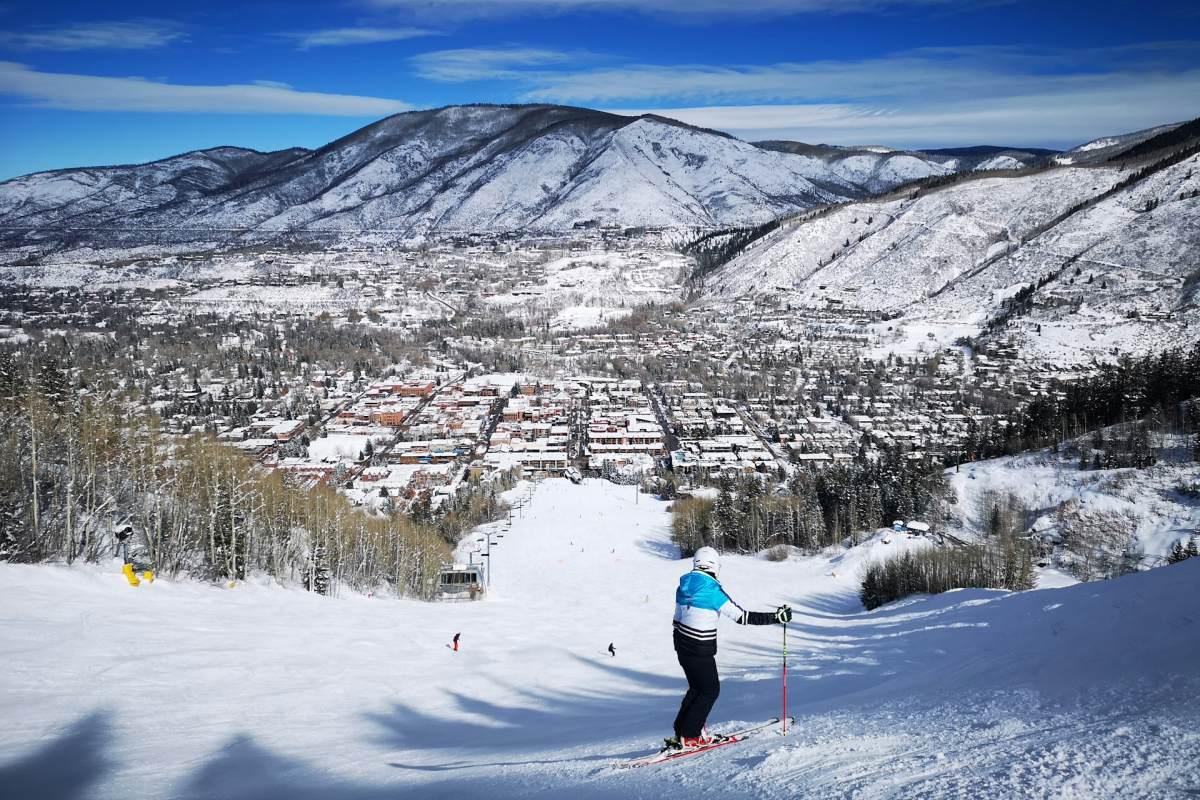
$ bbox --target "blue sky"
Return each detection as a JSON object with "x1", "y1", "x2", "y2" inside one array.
[{"x1": 1, "y1": 0, "x2": 1197, "y2": 179}]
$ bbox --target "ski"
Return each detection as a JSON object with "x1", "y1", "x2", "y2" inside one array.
[{"x1": 617, "y1": 717, "x2": 794, "y2": 768}]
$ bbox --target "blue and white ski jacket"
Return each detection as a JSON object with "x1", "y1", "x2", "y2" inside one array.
[{"x1": 673, "y1": 569, "x2": 772, "y2": 655}]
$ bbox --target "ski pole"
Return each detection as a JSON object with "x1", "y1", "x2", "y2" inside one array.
[{"x1": 782, "y1": 618, "x2": 789, "y2": 735}]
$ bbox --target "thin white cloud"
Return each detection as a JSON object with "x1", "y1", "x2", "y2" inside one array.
[
  {"x1": 368, "y1": 0, "x2": 963, "y2": 18},
  {"x1": 518, "y1": 52, "x2": 1186, "y2": 106},
  {"x1": 0, "y1": 20, "x2": 184, "y2": 51},
  {"x1": 611, "y1": 79, "x2": 1200, "y2": 148},
  {"x1": 0, "y1": 62, "x2": 412, "y2": 115},
  {"x1": 412, "y1": 47, "x2": 577, "y2": 82},
  {"x1": 411, "y1": 43, "x2": 1199, "y2": 111},
  {"x1": 418, "y1": 43, "x2": 1197, "y2": 147},
  {"x1": 286, "y1": 26, "x2": 437, "y2": 49}
]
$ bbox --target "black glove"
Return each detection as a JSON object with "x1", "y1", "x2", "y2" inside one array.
[{"x1": 774, "y1": 605, "x2": 792, "y2": 624}]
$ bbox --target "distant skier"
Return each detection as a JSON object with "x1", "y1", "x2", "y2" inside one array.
[
  {"x1": 115, "y1": 523, "x2": 154, "y2": 586},
  {"x1": 608, "y1": 642, "x2": 616, "y2": 657},
  {"x1": 452, "y1": 632, "x2": 461, "y2": 652},
  {"x1": 667, "y1": 547, "x2": 790, "y2": 751}
]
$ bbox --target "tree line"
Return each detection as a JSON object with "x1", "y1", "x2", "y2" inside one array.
[
  {"x1": 961, "y1": 342, "x2": 1200, "y2": 461},
  {"x1": 670, "y1": 449, "x2": 946, "y2": 556},
  {"x1": 859, "y1": 538, "x2": 1034, "y2": 610},
  {"x1": 681, "y1": 220, "x2": 780, "y2": 284}
]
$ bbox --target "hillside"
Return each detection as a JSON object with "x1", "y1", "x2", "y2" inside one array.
[
  {"x1": 2, "y1": 478, "x2": 1197, "y2": 799},
  {"x1": 943, "y1": 438, "x2": 1200, "y2": 578},
  {"x1": 0, "y1": 105, "x2": 961, "y2": 259},
  {"x1": 703, "y1": 134, "x2": 1200, "y2": 361},
  {"x1": 1051, "y1": 121, "x2": 1183, "y2": 165}
]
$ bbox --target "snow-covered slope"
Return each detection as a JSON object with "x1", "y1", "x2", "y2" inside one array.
[
  {"x1": 0, "y1": 146, "x2": 309, "y2": 230},
  {"x1": 0, "y1": 105, "x2": 963, "y2": 255},
  {"x1": 923, "y1": 151, "x2": 1200, "y2": 360},
  {"x1": 944, "y1": 442, "x2": 1200, "y2": 572},
  {"x1": 2, "y1": 477, "x2": 1197, "y2": 799},
  {"x1": 706, "y1": 165, "x2": 1118, "y2": 308},
  {"x1": 1052, "y1": 122, "x2": 1183, "y2": 165},
  {"x1": 707, "y1": 146, "x2": 1200, "y2": 342}
]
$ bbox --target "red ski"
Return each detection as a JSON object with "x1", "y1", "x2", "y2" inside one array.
[{"x1": 617, "y1": 717, "x2": 793, "y2": 769}]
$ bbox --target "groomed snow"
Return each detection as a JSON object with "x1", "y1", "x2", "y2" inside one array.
[{"x1": 1, "y1": 478, "x2": 1197, "y2": 799}]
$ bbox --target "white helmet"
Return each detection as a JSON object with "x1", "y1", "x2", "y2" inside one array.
[{"x1": 693, "y1": 546, "x2": 720, "y2": 575}]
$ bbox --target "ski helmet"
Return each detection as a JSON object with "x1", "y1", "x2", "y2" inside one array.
[{"x1": 693, "y1": 546, "x2": 720, "y2": 575}]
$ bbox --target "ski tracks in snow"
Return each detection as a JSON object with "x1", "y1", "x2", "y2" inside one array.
[{"x1": 720, "y1": 690, "x2": 1200, "y2": 800}]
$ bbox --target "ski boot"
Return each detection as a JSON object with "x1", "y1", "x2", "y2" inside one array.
[{"x1": 681, "y1": 728, "x2": 727, "y2": 748}]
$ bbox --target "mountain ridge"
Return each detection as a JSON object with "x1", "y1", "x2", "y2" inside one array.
[
  {"x1": 1, "y1": 105, "x2": 1193, "y2": 263},
  {"x1": 0, "y1": 104, "x2": 977, "y2": 258}
]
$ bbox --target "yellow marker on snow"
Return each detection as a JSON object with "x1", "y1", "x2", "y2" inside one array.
[
  {"x1": 142, "y1": 570, "x2": 155, "y2": 583},
  {"x1": 122, "y1": 563, "x2": 141, "y2": 587}
]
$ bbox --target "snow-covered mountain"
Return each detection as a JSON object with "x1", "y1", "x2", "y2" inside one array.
[
  {"x1": 753, "y1": 141, "x2": 1052, "y2": 193},
  {"x1": 1051, "y1": 122, "x2": 1183, "y2": 165},
  {"x1": 705, "y1": 166, "x2": 1118, "y2": 308},
  {"x1": 751, "y1": 141, "x2": 958, "y2": 194},
  {"x1": 915, "y1": 145, "x2": 1058, "y2": 172},
  {"x1": 0, "y1": 104, "x2": 967, "y2": 256},
  {"x1": 703, "y1": 123, "x2": 1200, "y2": 358}
]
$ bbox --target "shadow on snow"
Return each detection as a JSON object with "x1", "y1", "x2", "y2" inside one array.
[{"x1": 0, "y1": 711, "x2": 111, "y2": 800}]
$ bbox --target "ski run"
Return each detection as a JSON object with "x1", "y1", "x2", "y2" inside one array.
[{"x1": 2, "y1": 477, "x2": 1199, "y2": 799}]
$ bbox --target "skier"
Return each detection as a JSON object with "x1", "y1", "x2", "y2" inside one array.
[
  {"x1": 115, "y1": 523, "x2": 155, "y2": 586},
  {"x1": 608, "y1": 642, "x2": 616, "y2": 657},
  {"x1": 667, "y1": 546, "x2": 790, "y2": 751},
  {"x1": 452, "y1": 632, "x2": 461, "y2": 652}
]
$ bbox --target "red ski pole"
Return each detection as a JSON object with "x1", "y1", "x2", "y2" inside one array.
[{"x1": 782, "y1": 618, "x2": 789, "y2": 735}]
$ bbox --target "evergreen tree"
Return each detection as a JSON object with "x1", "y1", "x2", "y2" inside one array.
[
  {"x1": 738, "y1": 474, "x2": 763, "y2": 516},
  {"x1": 0, "y1": 351, "x2": 24, "y2": 404},
  {"x1": 988, "y1": 503, "x2": 1003, "y2": 537},
  {"x1": 1166, "y1": 539, "x2": 1188, "y2": 564},
  {"x1": 1188, "y1": 536, "x2": 1199, "y2": 560},
  {"x1": 659, "y1": 478, "x2": 677, "y2": 501},
  {"x1": 410, "y1": 490, "x2": 433, "y2": 524},
  {"x1": 1127, "y1": 425, "x2": 1155, "y2": 468},
  {"x1": 737, "y1": 475, "x2": 764, "y2": 549},
  {"x1": 712, "y1": 473, "x2": 742, "y2": 548},
  {"x1": 306, "y1": 544, "x2": 330, "y2": 595},
  {"x1": 35, "y1": 358, "x2": 72, "y2": 411}
]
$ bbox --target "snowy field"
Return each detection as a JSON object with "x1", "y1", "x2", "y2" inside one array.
[
  {"x1": 485, "y1": 250, "x2": 686, "y2": 321},
  {"x1": 2, "y1": 478, "x2": 1198, "y2": 799}
]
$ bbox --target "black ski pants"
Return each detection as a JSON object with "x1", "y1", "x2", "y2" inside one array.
[{"x1": 673, "y1": 651, "x2": 720, "y2": 738}]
